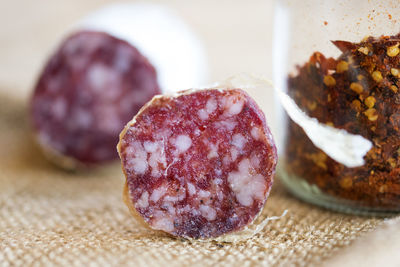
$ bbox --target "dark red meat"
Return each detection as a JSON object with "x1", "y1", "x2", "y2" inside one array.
[
  {"x1": 30, "y1": 30, "x2": 160, "y2": 165},
  {"x1": 118, "y1": 89, "x2": 277, "y2": 239}
]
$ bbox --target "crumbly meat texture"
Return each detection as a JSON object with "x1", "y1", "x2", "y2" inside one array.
[
  {"x1": 30, "y1": 30, "x2": 160, "y2": 165},
  {"x1": 118, "y1": 89, "x2": 277, "y2": 239},
  {"x1": 286, "y1": 33, "x2": 400, "y2": 208}
]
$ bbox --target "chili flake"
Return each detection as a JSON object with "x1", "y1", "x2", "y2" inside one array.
[{"x1": 285, "y1": 33, "x2": 400, "y2": 209}]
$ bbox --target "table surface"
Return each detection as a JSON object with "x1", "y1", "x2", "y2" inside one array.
[{"x1": 0, "y1": 1, "x2": 391, "y2": 266}]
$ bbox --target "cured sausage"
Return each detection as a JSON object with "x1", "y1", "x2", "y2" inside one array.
[
  {"x1": 118, "y1": 88, "x2": 277, "y2": 239},
  {"x1": 30, "y1": 31, "x2": 160, "y2": 166}
]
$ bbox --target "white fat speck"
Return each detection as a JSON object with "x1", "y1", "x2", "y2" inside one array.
[
  {"x1": 214, "y1": 178, "x2": 223, "y2": 185},
  {"x1": 223, "y1": 155, "x2": 230, "y2": 166},
  {"x1": 207, "y1": 142, "x2": 219, "y2": 159},
  {"x1": 52, "y1": 98, "x2": 67, "y2": 120},
  {"x1": 87, "y1": 64, "x2": 121, "y2": 96},
  {"x1": 130, "y1": 158, "x2": 148, "y2": 174},
  {"x1": 127, "y1": 142, "x2": 145, "y2": 158},
  {"x1": 230, "y1": 147, "x2": 239, "y2": 161},
  {"x1": 194, "y1": 128, "x2": 201, "y2": 136},
  {"x1": 136, "y1": 191, "x2": 149, "y2": 209},
  {"x1": 152, "y1": 216, "x2": 174, "y2": 232},
  {"x1": 150, "y1": 185, "x2": 168, "y2": 202},
  {"x1": 199, "y1": 205, "x2": 217, "y2": 221},
  {"x1": 178, "y1": 188, "x2": 186, "y2": 200},
  {"x1": 251, "y1": 127, "x2": 261, "y2": 140},
  {"x1": 70, "y1": 108, "x2": 93, "y2": 129},
  {"x1": 144, "y1": 141, "x2": 158, "y2": 152},
  {"x1": 228, "y1": 100, "x2": 244, "y2": 116},
  {"x1": 143, "y1": 141, "x2": 167, "y2": 177},
  {"x1": 214, "y1": 119, "x2": 237, "y2": 131},
  {"x1": 197, "y1": 97, "x2": 218, "y2": 120},
  {"x1": 187, "y1": 183, "x2": 196, "y2": 196},
  {"x1": 224, "y1": 96, "x2": 244, "y2": 116},
  {"x1": 197, "y1": 98, "x2": 218, "y2": 120},
  {"x1": 206, "y1": 98, "x2": 217, "y2": 114},
  {"x1": 232, "y1": 133, "x2": 246, "y2": 149},
  {"x1": 145, "y1": 141, "x2": 167, "y2": 177},
  {"x1": 227, "y1": 158, "x2": 266, "y2": 206},
  {"x1": 151, "y1": 169, "x2": 161, "y2": 178},
  {"x1": 215, "y1": 169, "x2": 222, "y2": 176},
  {"x1": 217, "y1": 191, "x2": 224, "y2": 201},
  {"x1": 198, "y1": 190, "x2": 211, "y2": 198},
  {"x1": 198, "y1": 109, "x2": 209, "y2": 120},
  {"x1": 163, "y1": 195, "x2": 178, "y2": 202},
  {"x1": 125, "y1": 141, "x2": 148, "y2": 174},
  {"x1": 161, "y1": 201, "x2": 176, "y2": 216},
  {"x1": 173, "y1": 135, "x2": 192, "y2": 153},
  {"x1": 148, "y1": 153, "x2": 161, "y2": 175},
  {"x1": 124, "y1": 145, "x2": 135, "y2": 157},
  {"x1": 250, "y1": 153, "x2": 261, "y2": 169}
]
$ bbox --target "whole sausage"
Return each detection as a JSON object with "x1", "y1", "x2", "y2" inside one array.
[{"x1": 30, "y1": 31, "x2": 160, "y2": 167}]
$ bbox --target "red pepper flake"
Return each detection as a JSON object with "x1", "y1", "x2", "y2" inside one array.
[{"x1": 285, "y1": 32, "x2": 400, "y2": 209}]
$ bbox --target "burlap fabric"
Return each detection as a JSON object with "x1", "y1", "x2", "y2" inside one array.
[{"x1": 0, "y1": 94, "x2": 384, "y2": 266}]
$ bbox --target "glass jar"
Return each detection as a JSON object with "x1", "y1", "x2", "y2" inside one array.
[{"x1": 273, "y1": 0, "x2": 400, "y2": 215}]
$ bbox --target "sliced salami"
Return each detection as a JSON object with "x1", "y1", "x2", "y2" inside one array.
[
  {"x1": 118, "y1": 88, "x2": 277, "y2": 239},
  {"x1": 30, "y1": 31, "x2": 160, "y2": 166}
]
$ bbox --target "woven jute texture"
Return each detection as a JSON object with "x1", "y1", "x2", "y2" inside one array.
[{"x1": 0, "y1": 94, "x2": 384, "y2": 267}]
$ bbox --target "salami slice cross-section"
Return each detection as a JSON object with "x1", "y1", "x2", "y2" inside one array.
[
  {"x1": 118, "y1": 88, "x2": 277, "y2": 239},
  {"x1": 30, "y1": 31, "x2": 160, "y2": 166}
]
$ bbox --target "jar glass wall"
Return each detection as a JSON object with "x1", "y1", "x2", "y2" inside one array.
[{"x1": 273, "y1": 0, "x2": 400, "y2": 215}]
